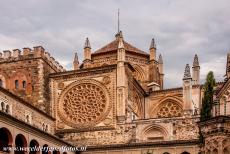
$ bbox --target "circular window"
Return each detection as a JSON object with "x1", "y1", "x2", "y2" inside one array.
[{"x1": 58, "y1": 80, "x2": 110, "y2": 128}]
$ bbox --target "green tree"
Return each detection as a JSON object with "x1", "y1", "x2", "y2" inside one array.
[{"x1": 200, "y1": 71, "x2": 216, "y2": 121}]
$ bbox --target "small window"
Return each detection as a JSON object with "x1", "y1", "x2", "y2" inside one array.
[
  {"x1": 0, "y1": 79, "x2": 2, "y2": 87},
  {"x1": 5, "y1": 104, "x2": 9, "y2": 113},
  {"x1": 15, "y1": 80, "x2": 19, "y2": 89},
  {"x1": 1, "y1": 102, "x2": 5, "y2": 111},
  {"x1": 22, "y1": 81, "x2": 26, "y2": 89},
  {"x1": 26, "y1": 115, "x2": 30, "y2": 123}
]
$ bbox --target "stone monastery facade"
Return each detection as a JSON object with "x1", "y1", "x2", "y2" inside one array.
[{"x1": 0, "y1": 31, "x2": 230, "y2": 154}]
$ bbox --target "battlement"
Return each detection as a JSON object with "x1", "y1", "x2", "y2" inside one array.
[{"x1": 0, "y1": 46, "x2": 65, "y2": 72}]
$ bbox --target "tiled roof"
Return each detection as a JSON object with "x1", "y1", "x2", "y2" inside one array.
[{"x1": 92, "y1": 39, "x2": 148, "y2": 55}]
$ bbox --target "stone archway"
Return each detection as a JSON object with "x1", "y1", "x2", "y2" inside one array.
[
  {"x1": 15, "y1": 134, "x2": 27, "y2": 154},
  {"x1": 29, "y1": 139, "x2": 39, "y2": 154},
  {"x1": 140, "y1": 124, "x2": 169, "y2": 141},
  {"x1": 0, "y1": 127, "x2": 13, "y2": 152}
]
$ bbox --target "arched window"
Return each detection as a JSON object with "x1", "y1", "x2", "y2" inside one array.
[
  {"x1": 15, "y1": 134, "x2": 27, "y2": 154},
  {"x1": 0, "y1": 79, "x2": 2, "y2": 87},
  {"x1": 1, "y1": 102, "x2": 5, "y2": 111},
  {"x1": 22, "y1": 81, "x2": 26, "y2": 89},
  {"x1": 5, "y1": 105, "x2": 9, "y2": 114},
  {"x1": 163, "y1": 152, "x2": 170, "y2": 154},
  {"x1": 29, "y1": 140, "x2": 39, "y2": 154},
  {"x1": 15, "y1": 80, "x2": 19, "y2": 89},
  {"x1": 0, "y1": 127, "x2": 13, "y2": 153}
]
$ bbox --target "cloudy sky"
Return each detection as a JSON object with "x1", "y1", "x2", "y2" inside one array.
[{"x1": 0, "y1": 0, "x2": 230, "y2": 88}]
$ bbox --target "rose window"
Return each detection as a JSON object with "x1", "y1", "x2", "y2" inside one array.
[
  {"x1": 157, "y1": 101, "x2": 182, "y2": 118},
  {"x1": 58, "y1": 80, "x2": 110, "y2": 128}
]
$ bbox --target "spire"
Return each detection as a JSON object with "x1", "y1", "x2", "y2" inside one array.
[
  {"x1": 73, "y1": 52, "x2": 79, "y2": 70},
  {"x1": 74, "y1": 52, "x2": 78, "y2": 62},
  {"x1": 84, "y1": 38, "x2": 91, "y2": 49},
  {"x1": 149, "y1": 38, "x2": 156, "y2": 49},
  {"x1": 183, "y1": 64, "x2": 192, "y2": 79},
  {"x1": 193, "y1": 54, "x2": 199, "y2": 67},
  {"x1": 158, "y1": 54, "x2": 163, "y2": 64}
]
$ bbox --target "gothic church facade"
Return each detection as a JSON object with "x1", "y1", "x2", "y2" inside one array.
[{"x1": 0, "y1": 31, "x2": 230, "y2": 154}]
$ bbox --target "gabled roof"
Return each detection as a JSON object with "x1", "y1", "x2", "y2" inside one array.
[{"x1": 92, "y1": 39, "x2": 149, "y2": 56}]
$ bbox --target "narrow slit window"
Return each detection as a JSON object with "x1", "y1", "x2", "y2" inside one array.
[
  {"x1": 22, "y1": 81, "x2": 26, "y2": 89},
  {"x1": 15, "y1": 80, "x2": 19, "y2": 89}
]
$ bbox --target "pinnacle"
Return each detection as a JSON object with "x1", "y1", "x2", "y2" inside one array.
[
  {"x1": 183, "y1": 64, "x2": 191, "y2": 79},
  {"x1": 149, "y1": 38, "x2": 156, "y2": 49},
  {"x1": 84, "y1": 38, "x2": 91, "y2": 49}
]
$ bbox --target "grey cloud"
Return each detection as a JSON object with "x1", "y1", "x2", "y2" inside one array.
[{"x1": 0, "y1": 0, "x2": 230, "y2": 88}]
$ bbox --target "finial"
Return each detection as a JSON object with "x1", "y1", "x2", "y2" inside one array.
[
  {"x1": 158, "y1": 54, "x2": 163, "y2": 64},
  {"x1": 183, "y1": 64, "x2": 192, "y2": 79},
  {"x1": 149, "y1": 38, "x2": 156, "y2": 49},
  {"x1": 193, "y1": 54, "x2": 199, "y2": 67},
  {"x1": 84, "y1": 38, "x2": 91, "y2": 49},
  {"x1": 74, "y1": 52, "x2": 78, "y2": 62}
]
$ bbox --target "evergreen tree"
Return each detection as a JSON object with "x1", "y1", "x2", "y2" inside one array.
[{"x1": 200, "y1": 71, "x2": 216, "y2": 121}]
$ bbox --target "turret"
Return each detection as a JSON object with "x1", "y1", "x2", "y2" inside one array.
[
  {"x1": 73, "y1": 52, "x2": 79, "y2": 70},
  {"x1": 149, "y1": 38, "x2": 156, "y2": 61},
  {"x1": 84, "y1": 38, "x2": 91, "y2": 61},
  {"x1": 192, "y1": 54, "x2": 200, "y2": 85},
  {"x1": 183, "y1": 64, "x2": 193, "y2": 115}
]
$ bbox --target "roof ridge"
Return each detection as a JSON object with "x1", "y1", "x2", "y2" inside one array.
[{"x1": 92, "y1": 39, "x2": 148, "y2": 55}]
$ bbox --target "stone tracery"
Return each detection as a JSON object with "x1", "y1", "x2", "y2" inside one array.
[
  {"x1": 157, "y1": 100, "x2": 182, "y2": 118},
  {"x1": 58, "y1": 79, "x2": 110, "y2": 128}
]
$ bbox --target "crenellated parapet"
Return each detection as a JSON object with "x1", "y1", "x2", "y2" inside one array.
[{"x1": 0, "y1": 46, "x2": 65, "y2": 72}]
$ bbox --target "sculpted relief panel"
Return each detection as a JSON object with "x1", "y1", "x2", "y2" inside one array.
[{"x1": 58, "y1": 79, "x2": 111, "y2": 128}]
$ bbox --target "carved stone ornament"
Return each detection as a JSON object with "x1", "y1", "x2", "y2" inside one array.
[
  {"x1": 102, "y1": 76, "x2": 111, "y2": 85},
  {"x1": 58, "y1": 79, "x2": 111, "y2": 128},
  {"x1": 58, "y1": 82, "x2": 65, "y2": 89}
]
